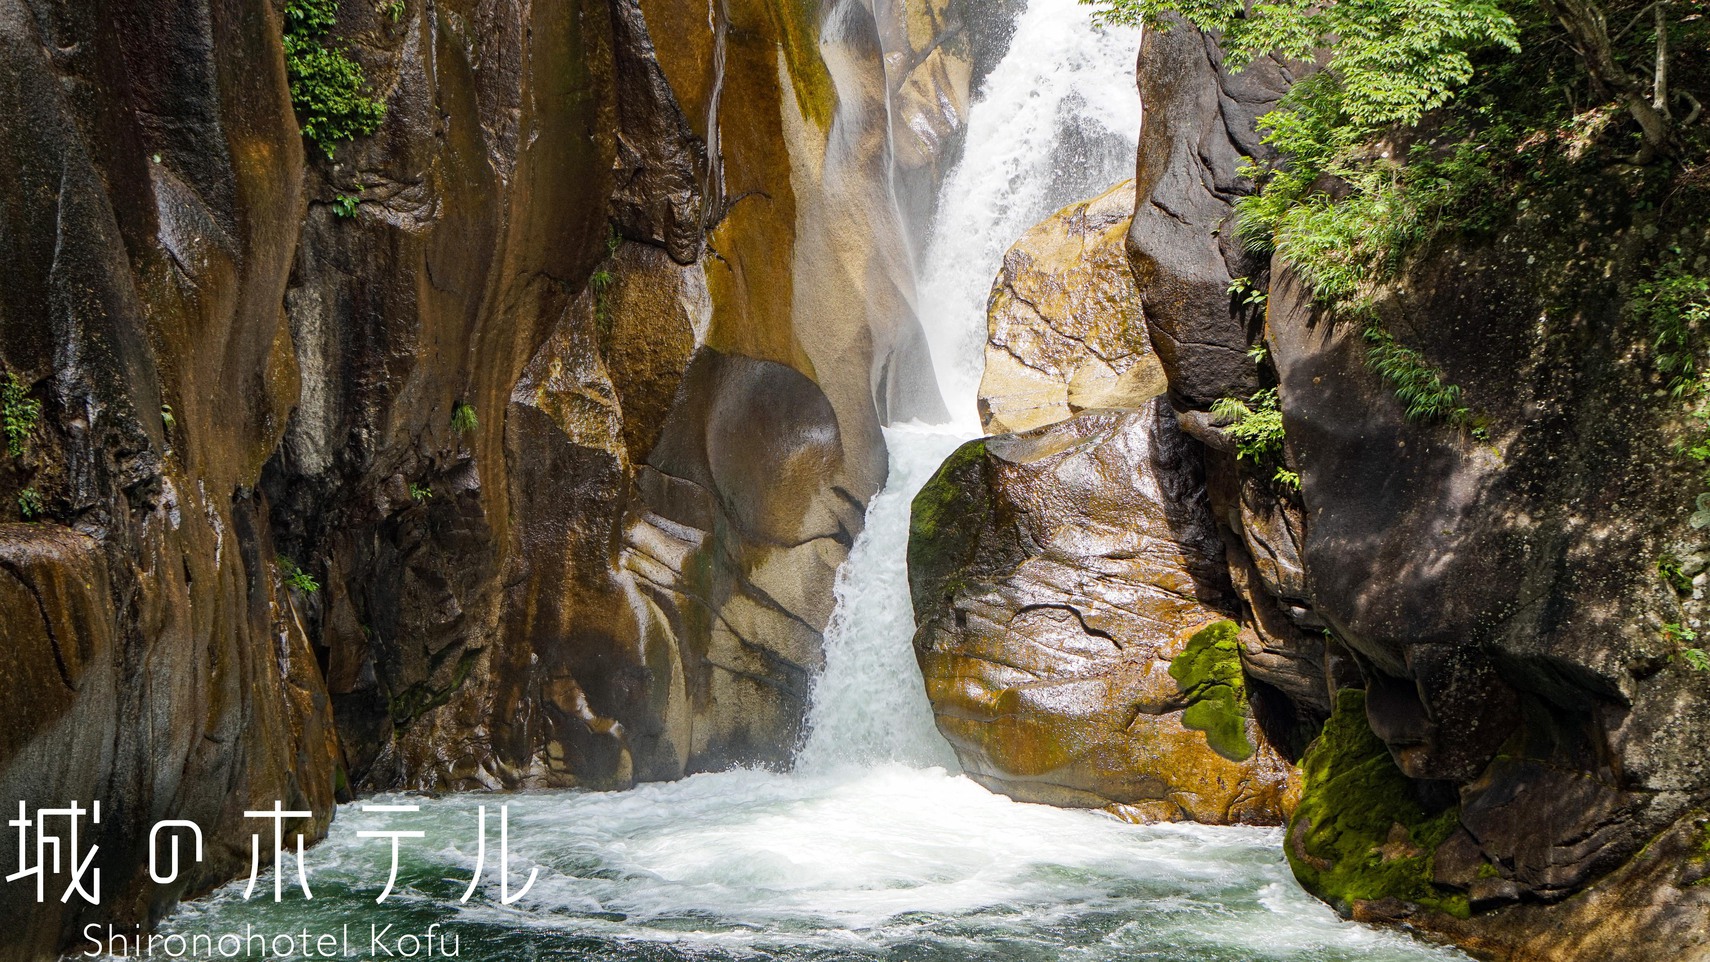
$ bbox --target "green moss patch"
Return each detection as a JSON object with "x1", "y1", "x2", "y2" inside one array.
[
  {"x1": 1287, "y1": 689, "x2": 1469, "y2": 919},
  {"x1": 1168, "y1": 620, "x2": 1255, "y2": 761},
  {"x1": 770, "y1": 0, "x2": 836, "y2": 133},
  {"x1": 906, "y1": 438, "x2": 988, "y2": 613},
  {"x1": 909, "y1": 439, "x2": 986, "y2": 548}
]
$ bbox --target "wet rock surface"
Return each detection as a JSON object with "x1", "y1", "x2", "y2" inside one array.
[
  {"x1": 978, "y1": 181, "x2": 1167, "y2": 435},
  {"x1": 0, "y1": 0, "x2": 958, "y2": 955},
  {"x1": 908, "y1": 405, "x2": 1299, "y2": 823},
  {"x1": 1122, "y1": 18, "x2": 1710, "y2": 962}
]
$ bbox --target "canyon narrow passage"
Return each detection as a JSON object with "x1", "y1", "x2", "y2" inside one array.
[{"x1": 139, "y1": 2, "x2": 1467, "y2": 959}]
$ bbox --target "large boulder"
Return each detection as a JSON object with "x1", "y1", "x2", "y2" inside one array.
[
  {"x1": 978, "y1": 181, "x2": 1168, "y2": 435},
  {"x1": 908, "y1": 406, "x2": 1300, "y2": 823}
]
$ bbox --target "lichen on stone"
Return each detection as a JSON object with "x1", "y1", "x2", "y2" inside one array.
[
  {"x1": 1168, "y1": 620, "x2": 1255, "y2": 761},
  {"x1": 770, "y1": 0, "x2": 838, "y2": 133},
  {"x1": 1287, "y1": 689, "x2": 1470, "y2": 919}
]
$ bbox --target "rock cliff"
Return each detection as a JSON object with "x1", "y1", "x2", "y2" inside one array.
[
  {"x1": 1120, "y1": 15, "x2": 1710, "y2": 962},
  {"x1": 0, "y1": 0, "x2": 995, "y2": 956}
]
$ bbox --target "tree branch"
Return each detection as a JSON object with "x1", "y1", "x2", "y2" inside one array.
[{"x1": 1537, "y1": 0, "x2": 1677, "y2": 161}]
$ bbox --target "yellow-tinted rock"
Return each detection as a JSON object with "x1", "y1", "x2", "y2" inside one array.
[
  {"x1": 978, "y1": 181, "x2": 1167, "y2": 434},
  {"x1": 910, "y1": 408, "x2": 1300, "y2": 825}
]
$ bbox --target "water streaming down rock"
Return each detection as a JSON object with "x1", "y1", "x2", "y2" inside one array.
[
  {"x1": 144, "y1": 4, "x2": 1467, "y2": 958},
  {"x1": 794, "y1": 424, "x2": 969, "y2": 772},
  {"x1": 917, "y1": 0, "x2": 1149, "y2": 426},
  {"x1": 797, "y1": 0, "x2": 1147, "y2": 771}
]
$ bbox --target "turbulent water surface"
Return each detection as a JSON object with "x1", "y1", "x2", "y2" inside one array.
[{"x1": 144, "y1": 2, "x2": 1466, "y2": 959}]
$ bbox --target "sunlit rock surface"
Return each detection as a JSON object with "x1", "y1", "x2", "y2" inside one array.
[
  {"x1": 908, "y1": 406, "x2": 1299, "y2": 823},
  {"x1": 978, "y1": 181, "x2": 1167, "y2": 434},
  {"x1": 0, "y1": 0, "x2": 967, "y2": 955}
]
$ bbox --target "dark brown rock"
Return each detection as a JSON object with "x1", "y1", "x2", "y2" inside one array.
[
  {"x1": 1125, "y1": 17, "x2": 1710, "y2": 960},
  {"x1": 1128, "y1": 16, "x2": 1297, "y2": 409},
  {"x1": 0, "y1": 3, "x2": 336, "y2": 957},
  {"x1": 0, "y1": 0, "x2": 964, "y2": 957}
]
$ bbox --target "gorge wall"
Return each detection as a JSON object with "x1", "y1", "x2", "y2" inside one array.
[
  {"x1": 906, "y1": 13, "x2": 1710, "y2": 961},
  {"x1": 1129, "y1": 20, "x2": 1710, "y2": 961},
  {"x1": 0, "y1": 0, "x2": 1013, "y2": 956}
]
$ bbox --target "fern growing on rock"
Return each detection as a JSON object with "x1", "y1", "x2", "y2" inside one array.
[
  {"x1": 2, "y1": 371, "x2": 40, "y2": 458},
  {"x1": 1211, "y1": 388, "x2": 1300, "y2": 490},
  {"x1": 284, "y1": 0, "x2": 386, "y2": 158}
]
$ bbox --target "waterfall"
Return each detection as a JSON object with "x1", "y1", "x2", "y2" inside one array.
[
  {"x1": 793, "y1": 422, "x2": 967, "y2": 771},
  {"x1": 795, "y1": 0, "x2": 1146, "y2": 767},
  {"x1": 152, "y1": 4, "x2": 1466, "y2": 959},
  {"x1": 919, "y1": 0, "x2": 1148, "y2": 426}
]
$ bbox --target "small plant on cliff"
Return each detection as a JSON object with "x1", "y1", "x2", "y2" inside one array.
[
  {"x1": 278, "y1": 556, "x2": 321, "y2": 593},
  {"x1": 2, "y1": 372, "x2": 41, "y2": 458},
  {"x1": 591, "y1": 268, "x2": 616, "y2": 333},
  {"x1": 1212, "y1": 388, "x2": 1300, "y2": 490},
  {"x1": 1666, "y1": 623, "x2": 1710, "y2": 671},
  {"x1": 16, "y1": 487, "x2": 43, "y2": 521},
  {"x1": 1228, "y1": 276, "x2": 1268, "y2": 309},
  {"x1": 591, "y1": 226, "x2": 623, "y2": 334},
  {"x1": 1659, "y1": 554, "x2": 1694, "y2": 595},
  {"x1": 383, "y1": 0, "x2": 405, "y2": 22},
  {"x1": 451, "y1": 401, "x2": 479, "y2": 436},
  {"x1": 332, "y1": 193, "x2": 360, "y2": 219},
  {"x1": 284, "y1": 0, "x2": 387, "y2": 158},
  {"x1": 1639, "y1": 262, "x2": 1710, "y2": 399},
  {"x1": 1665, "y1": 620, "x2": 1698, "y2": 639},
  {"x1": 1362, "y1": 328, "x2": 1475, "y2": 428},
  {"x1": 409, "y1": 482, "x2": 433, "y2": 502},
  {"x1": 1636, "y1": 262, "x2": 1710, "y2": 533}
]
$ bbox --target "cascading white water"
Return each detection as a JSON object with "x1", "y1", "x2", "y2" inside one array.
[
  {"x1": 793, "y1": 423, "x2": 967, "y2": 772},
  {"x1": 795, "y1": 0, "x2": 1148, "y2": 769},
  {"x1": 920, "y1": 0, "x2": 1149, "y2": 425},
  {"x1": 148, "y1": 4, "x2": 1467, "y2": 960}
]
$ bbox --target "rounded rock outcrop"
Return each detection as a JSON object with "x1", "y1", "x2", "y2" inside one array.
[
  {"x1": 977, "y1": 181, "x2": 1167, "y2": 435},
  {"x1": 908, "y1": 406, "x2": 1300, "y2": 824}
]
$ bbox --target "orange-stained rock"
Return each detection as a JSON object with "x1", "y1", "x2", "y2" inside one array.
[
  {"x1": 978, "y1": 182, "x2": 1167, "y2": 435},
  {"x1": 909, "y1": 406, "x2": 1299, "y2": 824}
]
